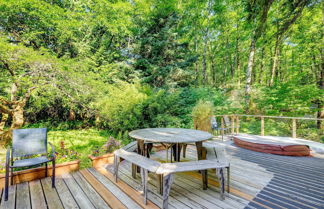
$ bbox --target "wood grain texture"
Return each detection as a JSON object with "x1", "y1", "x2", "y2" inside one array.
[
  {"x1": 129, "y1": 128, "x2": 212, "y2": 143},
  {"x1": 29, "y1": 180, "x2": 47, "y2": 209},
  {"x1": 96, "y1": 166, "x2": 160, "y2": 209},
  {"x1": 72, "y1": 172, "x2": 111, "y2": 209},
  {"x1": 16, "y1": 182, "x2": 31, "y2": 209},
  {"x1": 87, "y1": 168, "x2": 141, "y2": 209},
  {"x1": 114, "y1": 149, "x2": 161, "y2": 172},
  {"x1": 55, "y1": 177, "x2": 79, "y2": 209},
  {"x1": 79, "y1": 169, "x2": 127, "y2": 209},
  {"x1": 61, "y1": 173, "x2": 95, "y2": 209},
  {"x1": 41, "y1": 177, "x2": 63, "y2": 209},
  {"x1": 0, "y1": 184, "x2": 15, "y2": 209}
]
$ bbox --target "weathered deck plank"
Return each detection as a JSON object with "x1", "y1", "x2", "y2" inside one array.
[
  {"x1": 87, "y1": 168, "x2": 142, "y2": 209},
  {"x1": 41, "y1": 177, "x2": 64, "y2": 209},
  {"x1": 96, "y1": 166, "x2": 159, "y2": 209},
  {"x1": 0, "y1": 185, "x2": 15, "y2": 209},
  {"x1": 79, "y1": 169, "x2": 127, "y2": 209},
  {"x1": 55, "y1": 177, "x2": 79, "y2": 209},
  {"x1": 29, "y1": 180, "x2": 47, "y2": 209},
  {"x1": 2, "y1": 137, "x2": 324, "y2": 209},
  {"x1": 16, "y1": 182, "x2": 31, "y2": 209},
  {"x1": 72, "y1": 171, "x2": 111, "y2": 209},
  {"x1": 61, "y1": 173, "x2": 95, "y2": 209}
]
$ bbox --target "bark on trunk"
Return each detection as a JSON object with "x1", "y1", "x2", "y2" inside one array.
[
  {"x1": 245, "y1": 37, "x2": 256, "y2": 97},
  {"x1": 317, "y1": 48, "x2": 324, "y2": 130},
  {"x1": 270, "y1": 36, "x2": 280, "y2": 86},
  {"x1": 202, "y1": 31, "x2": 208, "y2": 85},
  {"x1": 0, "y1": 113, "x2": 8, "y2": 134},
  {"x1": 236, "y1": 30, "x2": 241, "y2": 89}
]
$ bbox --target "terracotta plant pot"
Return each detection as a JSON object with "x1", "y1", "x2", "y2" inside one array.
[{"x1": 0, "y1": 160, "x2": 80, "y2": 189}]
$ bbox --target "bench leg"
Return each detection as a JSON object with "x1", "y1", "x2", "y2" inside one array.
[
  {"x1": 132, "y1": 164, "x2": 137, "y2": 179},
  {"x1": 216, "y1": 168, "x2": 225, "y2": 200},
  {"x1": 157, "y1": 174, "x2": 163, "y2": 195},
  {"x1": 114, "y1": 156, "x2": 120, "y2": 182},
  {"x1": 141, "y1": 168, "x2": 148, "y2": 205},
  {"x1": 163, "y1": 174, "x2": 173, "y2": 209},
  {"x1": 202, "y1": 170, "x2": 208, "y2": 190}
]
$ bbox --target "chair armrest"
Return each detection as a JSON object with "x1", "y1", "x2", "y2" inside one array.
[{"x1": 48, "y1": 142, "x2": 55, "y2": 159}]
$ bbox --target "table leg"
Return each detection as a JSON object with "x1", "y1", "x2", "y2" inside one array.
[
  {"x1": 132, "y1": 139, "x2": 145, "y2": 178},
  {"x1": 172, "y1": 143, "x2": 182, "y2": 162},
  {"x1": 146, "y1": 143, "x2": 153, "y2": 158},
  {"x1": 196, "y1": 142, "x2": 208, "y2": 190},
  {"x1": 195, "y1": 141, "x2": 203, "y2": 160}
]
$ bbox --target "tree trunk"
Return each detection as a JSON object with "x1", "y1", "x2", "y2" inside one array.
[
  {"x1": 202, "y1": 30, "x2": 208, "y2": 85},
  {"x1": 245, "y1": 37, "x2": 256, "y2": 98},
  {"x1": 68, "y1": 109, "x2": 76, "y2": 121},
  {"x1": 317, "y1": 51, "x2": 323, "y2": 130},
  {"x1": 270, "y1": 36, "x2": 280, "y2": 86},
  {"x1": 11, "y1": 104, "x2": 24, "y2": 130},
  {"x1": 0, "y1": 104, "x2": 25, "y2": 144},
  {"x1": 0, "y1": 113, "x2": 8, "y2": 134},
  {"x1": 258, "y1": 47, "x2": 265, "y2": 84},
  {"x1": 236, "y1": 31, "x2": 241, "y2": 89}
]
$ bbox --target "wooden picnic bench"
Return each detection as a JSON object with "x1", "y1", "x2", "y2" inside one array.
[
  {"x1": 113, "y1": 141, "x2": 228, "y2": 209},
  {"x1": 114, "y1": 148, "x2": 161, "y2": 205},
  {"x1": 156, "y1": 160, "x2": 227, "y2": 209}
]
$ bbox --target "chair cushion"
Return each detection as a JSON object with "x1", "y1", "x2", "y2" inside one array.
[{"x1": 12, "y1": 156, "x2": 50, "y2": 168}]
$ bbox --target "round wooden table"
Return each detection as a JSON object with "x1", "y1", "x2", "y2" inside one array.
[
  {"x1": 129, "y1": 128, "x2": 213, "y2": 193},
  {"x1": 129, "y1": 128, "x2": 213, "y2": 162}
]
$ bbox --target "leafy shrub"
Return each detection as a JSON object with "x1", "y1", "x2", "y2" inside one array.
[
  {"x1": 97, "y1": 82, "x2": 147, "y2": 132},
  {"x1": 192, "y1": 100, "x2": 214, "y2": 132},
  {"x1": 255, "y1": 82, "x2": 321, "y2": 116},
  {"x1": 141, "y1": 89, "x2": 184, "y2": 128}
]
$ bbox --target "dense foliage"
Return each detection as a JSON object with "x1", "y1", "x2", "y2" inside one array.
[{"x1": 0, "y1": 0, "x2": 323, "y2": 143}]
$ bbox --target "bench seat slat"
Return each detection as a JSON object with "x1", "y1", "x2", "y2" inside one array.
[
  {"x1": 114, "y1": 149, "x2": 161, "y2": 172},
  {"x1": 156, "y1": 160, "x2": 227, "y2": 174}
]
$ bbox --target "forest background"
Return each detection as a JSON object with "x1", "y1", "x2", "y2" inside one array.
[{"x1": 0, "y1": 0, "x2": 323, "y2": 166}]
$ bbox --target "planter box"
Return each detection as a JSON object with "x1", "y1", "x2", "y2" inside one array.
[
  {"x1": 88, "y1": 153, "x2": 114, "y2": 168},
  {"x1": 0, "y1": 160, "x2": 80, "y2": 189}
]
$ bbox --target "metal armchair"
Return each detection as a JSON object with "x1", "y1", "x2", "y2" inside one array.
[{"x1": 5, "y1": 128, "x2": 55, "y2": 201}]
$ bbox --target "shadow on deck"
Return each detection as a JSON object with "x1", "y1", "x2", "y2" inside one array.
[{"x1": 1, "y1": 137, "x2": 324, "y2": 209}]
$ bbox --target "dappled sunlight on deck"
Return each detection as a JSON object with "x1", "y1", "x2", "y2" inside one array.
[{"x1": 1, "y1": 137, "x2": 324, "y2": 209}]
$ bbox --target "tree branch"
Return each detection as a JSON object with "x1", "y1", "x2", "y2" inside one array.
[
  {"x1": 0, "y1": 103, "x2": 12, "y2": 115},
  {"x1": 22, "y1": 86, "x2": 36, "y2": 104}
]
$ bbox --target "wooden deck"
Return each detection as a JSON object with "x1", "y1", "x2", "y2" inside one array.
[{"x1": 1, "y1": 138, "x2": 324, "y2": 209}]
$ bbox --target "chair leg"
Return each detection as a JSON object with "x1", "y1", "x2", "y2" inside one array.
[
  {"x1": 10, "y1": 168, "x2": 13, "y2": 186},
  {"x1": 45, "y1": 162, "x2": 48, "y2": 177},
  {"x1": 5, "y1": 164, "x2": 9, "y2": 201},
  {"x1": 52, "y1": 159, "x2": 55, "y2": 188},
  {"x1": 227, "y1": 167, "x2": 230, "y2": 193}
]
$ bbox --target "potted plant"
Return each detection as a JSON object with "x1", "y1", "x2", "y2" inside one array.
[{"x1": 88, "y1": 137, "x2": 120, "y2": 168}]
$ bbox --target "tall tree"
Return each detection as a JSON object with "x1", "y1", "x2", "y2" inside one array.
[{"x1": 245, "y1": 0, "x2": 274, "y2": 102}]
